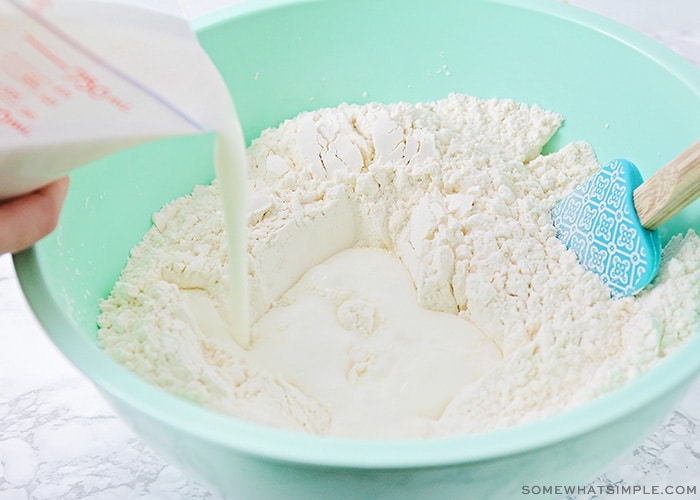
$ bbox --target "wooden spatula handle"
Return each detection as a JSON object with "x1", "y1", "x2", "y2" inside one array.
[{"x1": 633, "y1": 139, "x2": 700, "y2": 230}]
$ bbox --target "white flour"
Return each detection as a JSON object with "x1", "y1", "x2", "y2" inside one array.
[{"x1": 97, "y1": 94, "x2": 700, "y2": 438}]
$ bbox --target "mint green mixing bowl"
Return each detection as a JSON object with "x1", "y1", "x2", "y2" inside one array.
[{"x1": 14, "y1": 0, "x2": 700, "y2": 498}]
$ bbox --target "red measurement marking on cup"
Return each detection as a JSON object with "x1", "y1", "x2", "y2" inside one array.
[
  {"x1": 24, "y1": 32, "x2": 67, "y2": 70},
  {"x1": 1, "y1": 48, "x2": 68, "y2": 128},
  {"x1": 0, "y1": 85, "x2": 36, "y2": 121},
  {"x1": 18, "y1": 106, "x2": 36, "y2": 120},
  {"x1": 64, "y1": 68, "x2": 130, "y2": 111},
  {"x1": 0, "y1": 66, "x2": 35, "y2": 134},
  {"x1": 0, "y1": 108, "x2": 31, "y2": 136},
  {"x1": 24, "y1": 33, "x2": 130, "y2": 112},
  {"x1": 52, "y1": 84, "x2": 70, "y2": 98},
  {"x1": 0, "y1": 86, "x2": 21, "y2": 104}
]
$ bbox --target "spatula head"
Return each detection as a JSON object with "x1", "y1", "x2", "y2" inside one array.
[{"x1": 551, "y1": 159, "x2": 661, "y2": 298}]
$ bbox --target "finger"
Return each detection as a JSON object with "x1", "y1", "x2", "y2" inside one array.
[{"x1": 0, "y1": 177, "x2": 70, "y2": 255}]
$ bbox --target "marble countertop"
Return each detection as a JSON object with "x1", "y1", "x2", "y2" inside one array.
[{"x1": 2, "y1": 1, "x2": 700, "y2": 499}]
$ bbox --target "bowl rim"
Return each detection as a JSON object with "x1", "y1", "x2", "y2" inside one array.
[
  {"x1": 14, "y1": 0, "x2": 700, "y2": 469},
  {"x1": 15, "y1": 244, "x2": 700, "y2": 467}
]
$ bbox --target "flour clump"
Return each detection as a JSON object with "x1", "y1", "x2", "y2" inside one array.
[{"x1": 97, "y1": 94, "x2": 700, "y2": 438}]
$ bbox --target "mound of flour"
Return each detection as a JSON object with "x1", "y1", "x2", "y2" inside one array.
[{"x1": 98, "y1": 94, "x2": 700, "y2": 438}]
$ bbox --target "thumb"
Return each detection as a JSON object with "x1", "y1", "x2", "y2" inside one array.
[{"x1": 0, "y1": 177, "x2": 70, "y2": 255}]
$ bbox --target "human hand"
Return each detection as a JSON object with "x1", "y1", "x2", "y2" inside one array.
[{"x1": 0, "y1": 177, "x2": 70, "y2": 255}]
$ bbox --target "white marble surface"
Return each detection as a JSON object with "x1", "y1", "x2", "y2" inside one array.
[{"x1": 2, "y1": 1, "x2": 700, "y2": 499}]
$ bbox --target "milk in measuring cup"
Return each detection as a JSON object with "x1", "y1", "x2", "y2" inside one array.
[{"x1": 0, "y1": 0, "x2": 251, "y2": 347}]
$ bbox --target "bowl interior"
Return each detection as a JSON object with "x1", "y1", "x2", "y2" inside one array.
[{"x1": 15, "y1": 0, "x2": 700, "y2": 466}]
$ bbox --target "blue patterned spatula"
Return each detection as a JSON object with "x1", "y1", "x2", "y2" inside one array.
[{"x1": 551, "y1": 140, "x2": 700, "y2": 298}]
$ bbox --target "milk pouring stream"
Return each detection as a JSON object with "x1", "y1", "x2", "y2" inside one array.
[{"x1": 0, "y1": 0, "x2": 250, "y2": 346}]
